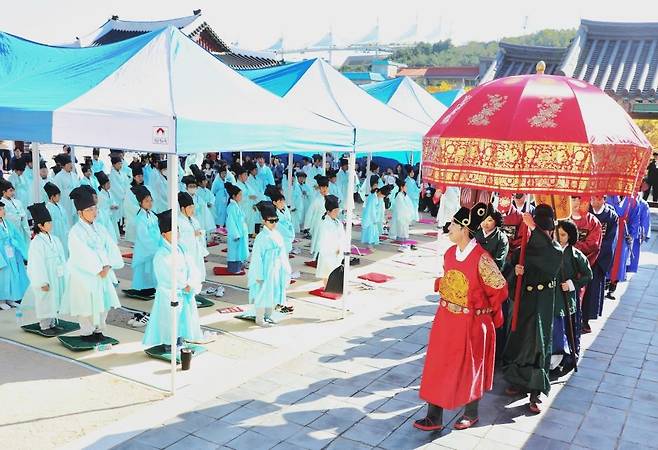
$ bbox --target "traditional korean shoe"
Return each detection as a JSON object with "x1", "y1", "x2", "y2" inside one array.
[
  {"x1": 7, "y1": 300, "x2": 20, "y2": 308},
  {"x1": 453, "y1": 415, "x2": 479, "y2": 430},
  {"x1": 41, "y1": 327, "x2": 60, "y2": 337},
  {"x1": 581, "y1": 324, "x2": 592, "y2": 334},
  {"x1": 413, "y1": 417, "x2": 444, "y2": 432},
  {"x1": 529, "y1": 402, "x2": 542, "y2": 414},
  {"x1": 0, "y1": 303, "x2": 11, "y2": 311}
]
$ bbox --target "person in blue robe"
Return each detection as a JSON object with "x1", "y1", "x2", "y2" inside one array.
[
  {"x1": 79, "y1": 164, "x2": 100, "y2": 192},
  {"x1": 628, "y1": 191, "x2": 651, "y2": 274},
  {"x1": 291, "y1": 171, "x2": 310, "y2": 234},
  {"x1": 264, "y1": 185, "x2": 294, "y2": 255},
  {"x1": 91, "y1": 148, "x2": 106, "y2": 174},
  {"x1": 149, "y1": 160, "x2": 169, "y2": 214},
  {"x1": 256, "y1": 156, "x2": 275, "y2": 192},
  {"x1": 582, "y1": 196, "x2": 618, "y2": 333},
  {"x1": 142, "y1": 209, "x2": 202, "y2": 350},
  {"x1": 94, "y1": 171, "x2": 120, "y2": 242},
  {"x1": 404, "y1": 165, "x2": 421, "y2": 222},
  {"x1": 234, "y1": 165, "x2": 258, "y2": 236},
  {"x1": 44, "y1": 182, "x2": 71, "y2": 259},
  {"x1": 178, "y1": 192, "x2": 209, "y2": 288},
  {"x1": 130, "y1": 186, "x2": 160, "y2": 297},
  {"x1": 307, "y1": 176, "x2": 330, "y2": 259},
  {"x1": 0, "y1": 199, "x2": 29, "y2": 310},
  {"x1": 389, "y1": 181, "x2": 413, "y2": 243},
  {"x1": 225, "y1": 182, "x2": 250, "y2": 273},
  {"x1": 248, "y1": 201, "x2": 292, "y2": 327},
  {"x1": 211, "y1": 165, "x2": 229, "y2": 227},
  {"x1": 59, "y1": 187, "x2": 124, "y2": 342},
  {"x1": 606, "y1": 195, "x2": 639, "y2": 297},
  {"x1": 22, "y1": 203, "x2": 68, "y2": 333},
  {"x1": 361, "y1": 177, "x2": 386, "y2": 248},
  {"x1": 52, "y1": 154, "x2": 80, "y2": 225},
  {"x1": 1, "y1": 179, "x2": 30, "y2": 244},
  {"x1": 245, "y1": 162, "x2": 266, "y2": 235},
  {"x1": 9, "y1": 157, "x2": 32, "y2": 208},
  {"x1": 189, "y1": 165, "x2": 216, "y2": 241}
]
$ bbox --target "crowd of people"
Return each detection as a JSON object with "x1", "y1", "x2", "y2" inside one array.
[{"x1": 0, "y1": 142, "x2": 654, "y2": 428}]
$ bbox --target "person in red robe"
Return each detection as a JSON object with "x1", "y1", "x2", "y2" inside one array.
[
  {"x1": 570, "y1": 196, "x2": 602, "y2": 268},
  {"x1": 414, "y1": 202, "x2": 508, "y2": 432}
]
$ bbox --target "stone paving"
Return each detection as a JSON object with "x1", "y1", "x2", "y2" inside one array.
[{"x1": 113, "y1": 235, "x2": 658, "y2": 450}]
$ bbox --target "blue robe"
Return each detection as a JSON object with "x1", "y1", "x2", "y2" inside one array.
[
  {"x1": 248, "y1": 227, "x2": 291, "y2": 308},
  {"x1": 194, "y1": 187, "x2": 215, "y2": 235},
  {"x1": 291, "y1": 180, "x2": 310, "y2": 233},
  {"x1": 91, "y1": 159, "x2": 106, "y2": 175},
  {"x1": 361, "y1": 193, "x2": 382, "y2": 245},
  {"x1": 149, "y1": 171, "x2": 169, "y2": 214},
  {"x1": 143, "y1": 164, "x2": 154, "y2": 187},
  {"x1": 122, "y1": 187, "x2": 140, "y2": 243},
  {"x1": 97, "y1": 189, "x2": 119, "y2": 243},
  {"x1": 46, "y1": 201, "x2": 71, "y2": 259},
  {"x1": 2, "y1": 196, "x2": 30, "y2": 244},
  {"x1": 226, "y1": 199, "x2": 249, "y2": 267},
  {"x1": 628, "y1": 195, "x2": 651, "y2": 273},
  {"x1": 276, "y1": 206, "x2": 295, "y2": 254},
  {"x1": 306, "y1": 192, "x2": 326, "y2": 257},
  {"x1": 405, "y1": 176, "x2": 421, "y2": 222},
  {"x1": 236, "y1": 179, "x2": 257, "y2": 235},
  {"x1": 60, "y1": 220, "x2": 124, "y2": 325},
  {"x1": 390, "y1": 192, "x2": 414, "y2": 240},
  {"x1": 143, "y1": 241, "x2": 202, "y2": 346},
  {"x1": 246, "y1": 175, "x2": 264, "y2": 231},
  {"x1": 607, "y1": 196, "x2": 639, "y2": 282},
  {"x1": 0, "y1": 218, "x2": 29, "y2": 301},
  {"x1": 80, "y1": 175, "x2": 100, "y2": 193},
  {"x1": 131, "y1": 209, "x2": 161, "y2": 290},
  {"x1": 211, "y1": 176, "x2": 228, "y2": 226},
  {"x1": 52, "y1": 169, "x2": 79, "y2": 224},
  {"x1": 179, "y1": 212, "x2": 208, "y2": 286},
  {"x1": 256, "y1": 164, "x2": 275, "y2": 191},
  {"x1": 583, "y1": 204, "x2": 618, "y2": 320},
  {"x1": 23, "y1": 233, "x2": 67, "y2": 320}
]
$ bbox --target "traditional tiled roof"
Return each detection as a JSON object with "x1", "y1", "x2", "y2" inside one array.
[
  {"x1": 560, "y1": 20, "x2": 658, "y2": 99},
  {"x1": 480, "y1": 43, "x2": 567, "y2": 83},
  {"x1": 70, "y1": 11, "x2": 280, "y2": 70}
]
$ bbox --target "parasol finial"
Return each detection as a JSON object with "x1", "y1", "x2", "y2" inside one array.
[{"x1": 536, "y1": 61, "x2": 546, "y2": 75}]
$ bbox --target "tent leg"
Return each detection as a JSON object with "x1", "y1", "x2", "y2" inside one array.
[
  {"x1": 239, "y1": 151, "x2": 243, "y2": 165},
  {"x1": 32, "y1": 143, "x2": 40, "y2": 204},
  {"x1": 167, "y1": 154, "x2": 179, "y2": 395},
  {"x1": 322, "y1": 152, "x2": 326, "y2": 174},
  {"x1": 409, "y1": 151, "x2": 414, "y2": 165},
  {"x1": 342, "y1": 152, "x2": 357, "y2": 319},
  {"x1": 287, "y1": 151, "x2": 294, "y2": 198}
]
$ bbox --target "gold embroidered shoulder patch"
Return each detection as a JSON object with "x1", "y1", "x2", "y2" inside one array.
[{"x1": 479, "y1": 254, "x2": 506, "y2": 289}]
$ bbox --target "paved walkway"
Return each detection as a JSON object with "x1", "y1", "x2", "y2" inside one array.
[{"x1": 111, "y1": 230, "x2": 658, "y2": 450}]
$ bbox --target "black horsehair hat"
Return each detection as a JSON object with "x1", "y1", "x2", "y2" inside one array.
[{"x1": 453, "y1": 202, "x2": 488, "y2": 233}]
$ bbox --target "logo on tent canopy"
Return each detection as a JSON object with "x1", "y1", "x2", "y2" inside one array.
[{"x1": 153, "y1": 127, "x2": 169, "y2": 145}]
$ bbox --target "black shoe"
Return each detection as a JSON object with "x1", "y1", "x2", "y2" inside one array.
[
  {"x1": 93, "y1": 332, "x2": 105, "y2": 342},
  {"x1": 41, "y1": 327, "x2": 60, "y2": 337},
  {"x1": 81, "y1": 334, "x2": 97, "y2": 343}
]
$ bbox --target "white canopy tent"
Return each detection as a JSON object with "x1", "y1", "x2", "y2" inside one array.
[{"x1": 0, "y1": 27, "x2": 354, "y2": 394}]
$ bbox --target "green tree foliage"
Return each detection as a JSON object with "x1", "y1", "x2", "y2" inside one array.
[{"x1": 391, "y1": 29, "x2": 576, "y2": 67}]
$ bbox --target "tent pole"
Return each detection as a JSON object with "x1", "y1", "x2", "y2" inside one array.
[
  {"x1": 287, "y1": 151, "x2": 294, "y2": 200},
  {"x1": 239, "y1": 151, "x2": 243, "y2": 165},
  {"x1": 32, "y1": 143, "x2": 40, "y2": 204},
  {"x1": 342, "y1": 150, "x2": 357, "y2": 320},
  {"x1": 167, "y1": 153, "x2": 179, "y2": 395},
  {"x1": 410, "y1": 151, "x2": 414, "y2": 165},
  {"x1": 269, "y1": 151, "x2": 272, "y2": 165},
  {"x1": 322, "y1": 152, "x2": 326, "y2": 175}
]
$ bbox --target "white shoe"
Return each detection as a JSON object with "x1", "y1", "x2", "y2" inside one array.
[
  {"x1": 291, "y1": 271, "x2": 301, "y2": 280},
  {"x1": 6, "y1": 301, "x2": 19, "y2": 308},
  {"x1": 255, "y1": 319, "x2": 273, "y2": 328},
  {"x1": 204, "y1": 287, "x2": 217, "y2": 295},
  {"x1": 215, "y1": 286, "x2": 225, "y2": 298},
  {"x1": 291, "y1": 248, "x2": 302, "y2": 255},
  {"x1": 0, "y1": 303, "x2": 10, "y2": 311},
  {"x1": 132, "y1": 315, "x2": 149, "y2": 328}
]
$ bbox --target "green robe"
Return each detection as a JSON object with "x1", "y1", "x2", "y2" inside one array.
[
  {"x1": 503, "y1": 229, "x2": 562, "y2": 395},
  {"x1": 475, "y1": 227, "x2": 509, "y2": 271},
  {"x1": 555, "y1": 245, "x2": 593, "y2": 317}
]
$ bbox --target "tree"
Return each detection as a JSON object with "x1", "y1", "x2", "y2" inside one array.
[{"x1": 636, "y1": 119, "x2": 658, "y2": 149}]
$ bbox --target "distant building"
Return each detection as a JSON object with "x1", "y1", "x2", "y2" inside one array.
[
  {"x1": 68, "y1": 10, "x2": 280, "y2": 70},
  {"x1": 397, "y1": 66, "x2": 481, "y2": 87},
  {"x1": 342, "y1": 72, "x2": 386, "y2": 85},
  {"x1": 480, "y1": 19, "x2": 658, "y2": 118},
  {"x1": 371, "y1": 59, "x2": 407, "y2": 78}
]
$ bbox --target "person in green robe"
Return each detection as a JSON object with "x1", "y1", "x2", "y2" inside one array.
[
  {"x1": 503, "y1": 204, "x2": 563, "y2": 414},
  {"x1": 552, "y1": 219, "x2": 592, "y2": 377}
]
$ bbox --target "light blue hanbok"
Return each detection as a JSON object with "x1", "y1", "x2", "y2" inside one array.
[
  {"x1": 149, "y1": 171, "x2": 169, "y2": 214},
  {"x1": 361, "y1": 193, "x2": 382, "y2": 246},
  {"x1": 291, "y1": 180, "x2": 309, "y2": 233},
  {"x1": 131, "y1": 209, "x2": 161, "y2": 290},
  {"x1": 306, "y1": 192, "x2": 327, "y2": 258},
  {"x1": 60, "y1": 220, "x2": 124, "y2": 326},
  {"x1": 9, "y1": 172, "x2": 32, "y2": 209},
  {"x1": 194, "y1": 187, "x2": 215, "y2": 236},
  {"x1": 405, "y1": 176, "x2": 421, "y2": 222},
  {"x1": 46, "y1": 201, "x2": 71, "y2": 258},
  {"x1": 122, "y1": 187, "x2": 140, "y2": 243},
  {"x1": 2, "y1": 197, "x2": 30, "y2": 244},
  {"x1": 97, "y1": 189, "x2": 119, "y2": 243},
  {"x1": 389, "y1": 192, "x2": 414, "y2": 241},
  {"x1": 109, "y1": 168, "x2": 128, "y2": 223},
  {"x1": 211, "y1": 176, "x2": 228, "y2": 226},
  {"x1": 256, "y1": 164, "x2": 275, "y2": 191},
  {"x1": 80, "y1": 175, "x2": 100, "y2": 192},
  {"x1": 143, "y1": 164, "x2": 154, "y2": 187},
  {"x1": 91, "y1": 159, "x2": 106, "y2": 175},
  {"x1": 246, "y1": 175, "x2": 264, "y2": 229},
  {"x1": 0, "y1": 218, "x2": 29, "y2": 301},
  {"x1": 179, "y1": 212, "x2": 208, "y2": 286},
  {"x1": 236, "y1": 179, "x2": 256, "y2": 235},
  {"x1": 52, "y1": 169, "x2": 79, "y2": 224},
  {"x1": 226, "y1": 199, "x2": 250, "y2": 269},
  {"x1": 248, "y1": 226, "x2": 291, "y2": 308},
  {"x1": 276, "y1": 206, "x2": 295, "y2": 254},
  {"x1": 22, "y1": 233, "x2": 66, "y2": 320},
  {"x1": 142, "y1": 240, "x2": 202, "y2": 346}
]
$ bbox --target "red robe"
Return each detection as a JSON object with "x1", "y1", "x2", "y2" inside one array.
[
  {"x1": 571, "y1": 213, "x2": 602, "y2": 268},
  {"x1": 420, "y1": 243, "x2": 508, "y2": 410}
]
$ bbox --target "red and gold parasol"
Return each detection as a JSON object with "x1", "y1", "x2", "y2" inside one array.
[{"x1": 422, "y1": 63, "x2": 652, "y2": 196}]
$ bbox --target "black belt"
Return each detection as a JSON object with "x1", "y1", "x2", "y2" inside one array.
[{"x1": 525, "y1": 281, "x2": 556, "y2": 292}]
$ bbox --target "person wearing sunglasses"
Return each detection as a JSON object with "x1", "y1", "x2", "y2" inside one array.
[{"x1": 248, "y1": 201, "x2": 292, "y2": 327}]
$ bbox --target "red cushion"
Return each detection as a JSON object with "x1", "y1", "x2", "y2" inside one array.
[
  {"x1": 392, "y1": 239, "x2": 418, "y2": 245},
  {"x1": 418, "y1": 218, "x2": 435, "y2": 224},
  {"x1": 304, "y1": 260, "x2": 317, "y2": 268},
  {"x1": 351, "y1": 247, "x2": 373, "y2": 255},
  {"x1": 213, "y1": 266, "x2": 245, "y2": 276},
  {"x1": 289, "y1": 254, "x2": 295, "y2": 259},
  {"x1": 122, "y1": 253, "x2": 133, "y2": 259},
  {"x1": 217, "y1": 306, "x2": 244, "y2": 314},
  {"x1": 379, "y1": 235, "x2": 388, "y2": 241},
  {"x1": 424, "y1": 232, "x2": 438, "y2": 237},
  {"x1": 207, "y1": 242, "x2": 219, "y2": 248},
  {"x1": 308, "y1": 288, "x2": 341, "y2": 300},
  {"x1": 358, "y1": 272, "x2": 394, "y2": 283}
]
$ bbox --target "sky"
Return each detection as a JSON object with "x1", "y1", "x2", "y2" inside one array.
[{"x1": 3, "y1": 0, "x2": 658, "y2": 50}]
